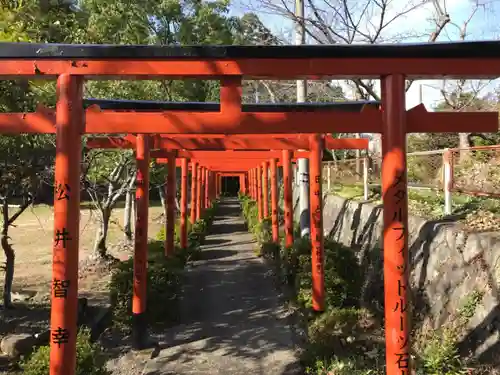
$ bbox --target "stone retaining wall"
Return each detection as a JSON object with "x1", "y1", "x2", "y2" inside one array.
[{"x1": 292, "y1": 190, "x2": 500, "y2": 363}]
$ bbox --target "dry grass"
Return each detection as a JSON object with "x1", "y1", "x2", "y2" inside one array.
[
  {"x1": 0, "y1": 202, "x2": 165, "y2": 300},
  {"x1": 0, "y1": 202, "x2": 165, "y2": 372}
]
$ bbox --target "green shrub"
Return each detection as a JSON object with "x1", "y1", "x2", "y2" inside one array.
[
  {"x1": 156, "y1": 219, "x2": 193, "y2": 244},
  {"x1": 306, "y1": 308, "x2": 364, "y2": 359},
  {"x1": 261, "y1": 240, "x2": 281, "y2": 260},
  {"x1": 305, "y1": 357, "x2": 384, "y2": 375},
  {"x1": 323, "y1": 239, "x2": 362, "y2": 308},
  {"x1": 241, "y1": 198, "x2": 259, "y2": 232},
  {"x1": 156, "y1": 226, "x2": 166, "y2": 241},
  {"x1": 254, "y1": 218, "x2": 272, "y2": 244},
  {"x1": 240, "y1": 197, "x2": 279, "y2": 258},
  {"x1": 289, "y1": 238, "x2": 362, "y2": 310},
  {"x1": 21, "y1": 328, "x2": 109, "y2": 375},
  {"x1": 109, "y1": 240, "x2": 184, "y2": 330},
  {"x1": 419, "y1": 327, "x2": 467, "y2": 375},
  {"x1": 110, "y1": 202, "x2": 219, "y2": 331},
  {"x1": 281, "y1": 236, "x2": 310, "y2": 284}
]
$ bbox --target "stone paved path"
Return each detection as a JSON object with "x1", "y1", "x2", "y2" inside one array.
[{"x1": 142, "y1": 197, "x2": 301, "y2": 375}]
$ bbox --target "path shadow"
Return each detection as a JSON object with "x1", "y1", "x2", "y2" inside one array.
[
  {"x1": 202, "y1": 240, "x2": 255, "y2": 251},
  {"x1": 144, "y1": 198, "x2": 300, "y2": 374},
  {"x1": 150, "y1": 262, "x2": 298, "y2": 372},
  {"x1": 199, "y1": 249, "x2": 239, "y2": 261},
  {"x1": 209, "y1": 222, "x2": 247, "y2": 235},
  {"x1": 202, "y1": 238, "x2": 232, "y2": 246}
]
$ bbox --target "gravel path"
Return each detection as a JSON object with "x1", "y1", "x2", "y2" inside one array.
[{"x1": 140, "y1": 198, "x2": 301, "y2": 375}]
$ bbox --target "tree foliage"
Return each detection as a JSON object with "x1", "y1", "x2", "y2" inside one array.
[{"x1": 0, "y1": 0, "x2": 267, "y2": 297}]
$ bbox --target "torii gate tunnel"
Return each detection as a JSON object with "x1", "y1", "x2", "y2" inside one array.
[{"x1": 0, "y1": 42, "x2": 499, "y2": 375}]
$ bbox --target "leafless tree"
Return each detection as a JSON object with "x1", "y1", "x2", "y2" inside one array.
[
  {"x1": 82, "y1": 151, "x2": 136, "y2": 261},
  {"x1": 122, "y1": 176, "x2": 136, "y2": 242},
  {"x1": 430, "y1": 0, "x2": 499, "y2": 154},
  {"x1": 0, "y1": 195, "x2": 33, "y2": 308},
  {"x1": 240, "y1": 0, "x2": 454, "y2": 155}
]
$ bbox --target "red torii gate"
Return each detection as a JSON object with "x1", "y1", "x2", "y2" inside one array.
[
  {"x1": 184, "y1": 136, "x2": 368, "y2": 314},
  {"x1": 0, "y1": 41, "x2": 498, "y2": 375},
  {"x1": 88, "y1": 131, "x2": 349, "y2": 252},
  {"x1": 87, "y1": 136, "x2": 324, "y2": 321},
  {"x1": 86, "y1": 137, "x2": 319, "y2": 250}
]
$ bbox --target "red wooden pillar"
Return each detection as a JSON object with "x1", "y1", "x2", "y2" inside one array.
[
  {"x1": 166, "y1": 153, "x2": 176, "y2": 257},
  {"x1": 247, "y1": 169, "x2": 253, "y2": 199},
  {"x1": 262, "y1": 161, "x2": 269, "y2": 218},
  {"x1": 132, "y1": 134, "x2": 150, "y2": 349},
  {"x1": 245, "y1": 172, "x2": 252, "y2": 196},
  {"x1": 196, "y1": 165, "x2": 202, "y2": 220},
  {"x1": 382, "y1": 74, "x2": 410, "y2": 375},
  {"x1": 204, "y1": 169, "x2": 209, "y2": 208},
  {"x1": 207, "y1": 172, "x2": 212, "y2": 203},
  {"x1": 190, "y1": 161, "x2": 198, "y2": 224},
  {"x1": 254, "y1": 168, "x2": 258, "y2": 201},
  {"x1": 219, "y1": 173, "x2": 222, "y2": 197},
  {"x1": 200, "y1": 167, "x2": 206, "y2": 212},
  {"x1": 250, "y1": 169, "x2": 253, "y2": 198},
  {"x1": 213, "y1": 172, "x2": 219, "y2": 199},
  {"x1": 180, "y1": 158, "x2": 188, "y2": 249},
  {"x1": 282, "y1": 150, "x2": 294, "y2": 248},
  {"x1": 213, "y1": 173, "x2": 217, "y2": 200},
  {"x1": 209, "y1": 172, "x2": 213, "y2": 203},
  {"x1": 213, "y1": 173, "x2": 216, "y2": 200},
  {"x1": 50, "y1": 74, "x2": 83, "y2": 375},
  {"x1": 309, "y1": 134, "x2": 325, "y2": 312},
  {"x1": 213, "y1": 173, "x2": 216, "y2": 199},
  {"x1": 257, "y1": 165, "x2": 263, "y2": 221},
  {"x1": 253, "y1": 168, "x2": 257, "y2": 200},
  {"x1": 270, "y1": 158, "x2": 279, "y2": 243},
  {"x1": 217, "y1": 174, "x2": 222, "y2": 197},
  {"x1": 242, "y1": 173, "x2": 247, "y2": 195}
]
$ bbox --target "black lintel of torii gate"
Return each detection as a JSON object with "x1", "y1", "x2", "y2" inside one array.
[{"x1": 83, "y1": 98, "x2": 381, "y2": 112}]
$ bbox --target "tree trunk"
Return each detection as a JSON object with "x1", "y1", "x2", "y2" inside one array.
[
  {"x1": 355, "y1": 133, "x2": 361, "y2": 180},
  {"x1": 459, "y1": 132, "x2": 470, "y2": 161},
  {"x1": 1, "y1": 199, "x2": 14, "y2": 309},
  {"x1": 1, "y1": 231, "x2": 14, "y2": 309},
  {"x1": 132, "y1": 192, "x2": 137, "y2": 224},
  {"x1": 0, "y1": 197, "x2": 32, "y2": 309},
  {"x1": 123, "y1": 190, "x2": 133, "y2": 242},
  {"x1": 93, "y1": 207, "x2": 111, "y2": 258},
  {"x1": 159, "y1": 186, "x2": 167, "y2": 222},
  {"x1": 370, "y1": 134, "x2": 382, "y2": 157}
]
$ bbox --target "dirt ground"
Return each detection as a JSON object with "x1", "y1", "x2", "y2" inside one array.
[
  {"x1": 4, "y1": 202, "x2": 163, "y2": 296},
  {"x1": 0, "y1": 201, "x2": 165, "y2": 372},
  {"x1": 0, "y1": 201, "x2": 164, "y2": 330}
]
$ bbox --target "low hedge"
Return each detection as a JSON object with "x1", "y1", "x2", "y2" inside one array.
[
  {"x1": 21, "y1": 328, "x2": 109, "y2": 375},
  {"x1": 20, "y1": 199, "x2": 220, "y2": 375},
  {"x1": 109, "y1": 240, "x2": 185, "y2": 331},
  {"x1": 110, "y1": 198, "x2": 219, "y2": 331},
  {"x1": 238, "y1": 193, "x2": 365, "y2": 373},
  {"x1": 239, "y1": 194, "x2": 280, "y2": 258}
]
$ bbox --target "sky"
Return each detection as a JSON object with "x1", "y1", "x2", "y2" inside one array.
[{"x1": 229, "y1": 0, "x2": 500, "y2": 110}]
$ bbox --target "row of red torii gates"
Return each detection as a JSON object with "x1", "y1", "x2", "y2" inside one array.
[{"x1": 0, "y1": 41, "x2": 499, "y2": 375}]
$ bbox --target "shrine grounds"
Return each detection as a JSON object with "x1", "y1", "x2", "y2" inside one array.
[{"x1": 0, "y1": 202, "x2": 164, "y2": 373}]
